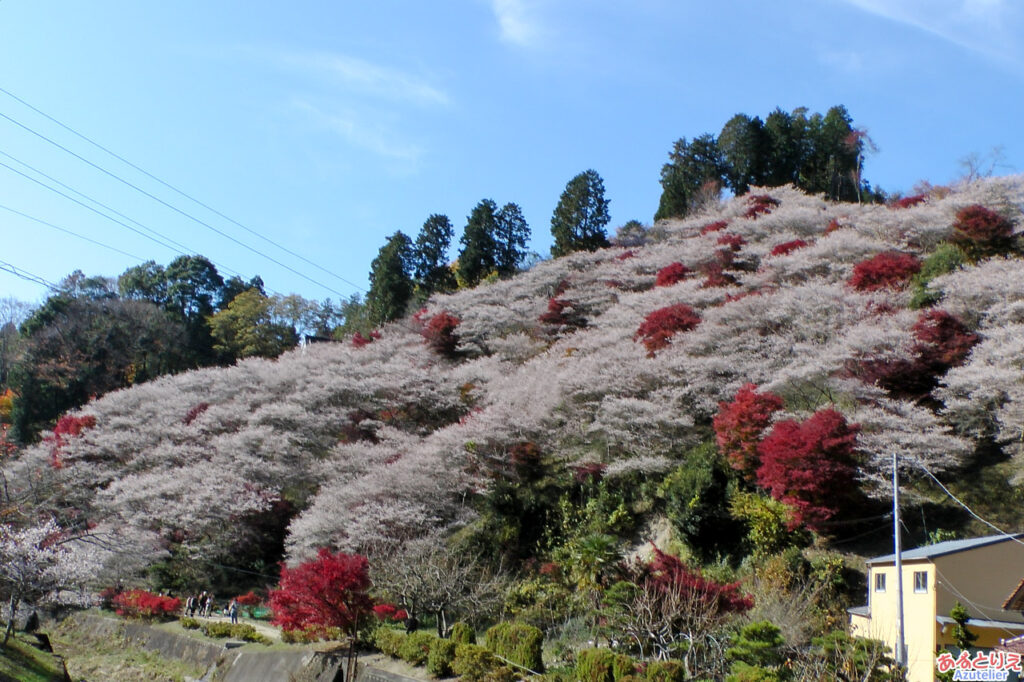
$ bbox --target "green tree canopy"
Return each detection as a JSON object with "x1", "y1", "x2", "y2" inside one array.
[
  {"x1": 209, "y1": 289, "x2": 297, "y2": 360},
  {"x1": 655, "y1": 135, "x2": 724, "y2": 221},
  {"x1": 550, "y1": 169, "x2": 610, "y2": 257},
  {"x1": 413, "y1": 213, "x2": 457, "y2": 298},
  {"x1": 457, "y1": 199, "x2": 499, "y2": 287},
  {"x1": 366, "y1": 231, "x2": 414, "y2": 326},
  {"x1": 495, "y1": 202, "x2": 530, "y2": 275}
]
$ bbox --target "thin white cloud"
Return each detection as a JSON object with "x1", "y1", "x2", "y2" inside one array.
[
  {"x1": 292, "y1": 100, "x2": 423, "y2": 164},
  {"x1": 839, "y1": 0, "x2": 1023, "y2": 66},
  {"x1": 491, "y1": 0, "x2": 544, "y2": 47},
  {"x1": 282, "y1": 52, "x2": 450, "y2": 108}
]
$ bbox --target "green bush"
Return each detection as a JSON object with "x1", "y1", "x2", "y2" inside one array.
[
  {"x1": 453, "y1": 643, "x2": 499, "y2": 682},
  {"x1": 575, "y1": 648, "x2": 615, "y2": 682},
  {"x1": 400, "y1": 631, "x2": 437, "y2": 666},
  {"x1": 726, "y1": 662, "x2": 785, "y2": 682},
  {"x1": 643, "y1": 661, "x2": 685, "y2": 682},
  {"x1": 483, "y1": 666, "x2": 521, "y2": 682},
  {"x1": 909, "y1": 242, "x2": 965, "y2": 309},
  {"x1": 179, "y1": 617, "x2": 201, "y2": 630},
  {"x1": 202, "y1": 622, "x2": 235, "y2": 638},
  {"x1": 281, "y1": 627, "x2": 320, "y2": 644},
  {"x1": 230, "y1": 624, "x2": 271, "y2": 644},
  {"x1": 428, "y1": 637, "x2": 458, "y2": 677},
  {"x1": 611, "y1": 654, "x2": 638, "y2": 681},
  {"x1": 375, "y1": 627, "x2": 408, "y2": 658},
  {"x1": 484, "y1": 622, "x2": 544, "y2": 672},
  {"x1": 451, "y1": 621, "x2": 476, "y2": 645}
]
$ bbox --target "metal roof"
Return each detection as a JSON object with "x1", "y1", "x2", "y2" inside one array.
[{"x1": 866, "y1": 533, "x2": 1024, "y2": 565}]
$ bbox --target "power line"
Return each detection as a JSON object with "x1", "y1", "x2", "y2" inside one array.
[
  {"x1": 0, "y1": 201, "x2": 147, "y2": 262},
  {"x1": 916, "y1": 461, "x2": 1024, "y2": 549},
  {"x1": 0, "y1": 90, "x2": 363, "y2": 297},
  {"x1": 0, "y1": 259, "x2": 59, "y2": 291}
]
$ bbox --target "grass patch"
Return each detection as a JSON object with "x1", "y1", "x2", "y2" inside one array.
[
  {"x1": 49, "y1": 619, "x2": 205, "y2": 682},
  {"x1": 0, "y1": 632, "x2": 67, "y2": 682}
]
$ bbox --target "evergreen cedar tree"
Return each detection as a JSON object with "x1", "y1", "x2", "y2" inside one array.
[
  {"x1": 634, "y1": 304, "x2": 701, "y2": 355},
  {"x1": 550, "y1": 169, "x2": 611, "y2": 257},
  {"x1": 713, "y1": 384, "x2": 784, "y2": 484},
  {"x1": 269, "y1": 549, "x2": 373, "y2": 634},
  {"x1": 366, "y1": 231, "x2": 415, "y2": 326},
  {"x1": 413, "y1": 214, "x2": 457, "y2": 297},
  {"x1": 755, "y1": 408, "x2": 861, "y2": 532},
  {"x1": 656, "y1": 105, "x2": 868, "y2": 221},
  {"x1": 848, "y1": 251, "x2": 922, "y2": 291}
]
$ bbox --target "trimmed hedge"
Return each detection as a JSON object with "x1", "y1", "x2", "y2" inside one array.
[
  {"x1": 375, "y1": 627, "x2": 408, "y2": 658},
  {"x1": 200, "y1": 622, "x2": 270, "y2": 644},
  {"x1": 575, "y1": 649, "x2": 615, "y2": 682},
  {"x1": 400, "y1": 631, "x2": 437, "y2": 666},
  {"x1": 179, "y1": 617, "x2": 201, "y2": 630},
  {"x1": 484, "y1": 622, "x2": 544, "y2": 672},
  {"x1": 428, "y1": 638, "x2": 458, "y2": 677},
  {"x1": 453, "y1": 643, "x2": 499, "y2": 682},
  {"x1": 451, "y1": 621, "x2": 476, "y2": 645}
]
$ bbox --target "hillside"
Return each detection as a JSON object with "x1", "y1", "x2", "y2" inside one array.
[{"x1": 8, "y1": 177, "x2": 1024, "y2": 590}]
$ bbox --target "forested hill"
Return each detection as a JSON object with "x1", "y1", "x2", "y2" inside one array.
[{"x1": 9, "y1": 176, "x2": 1024, "y2": 589}]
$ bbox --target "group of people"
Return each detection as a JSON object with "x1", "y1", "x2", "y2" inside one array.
[{"x1": 182, "y1": 591, "x2": 241, "y2": 624}]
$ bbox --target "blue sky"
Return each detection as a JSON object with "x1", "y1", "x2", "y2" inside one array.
[{"x1": 0, "y1": 0, "x2": 1021, "y2": 306}]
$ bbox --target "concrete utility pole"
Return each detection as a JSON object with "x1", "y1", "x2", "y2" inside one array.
[{"x1": 893, "y1": 452, "x2": 907, "y2": 669}]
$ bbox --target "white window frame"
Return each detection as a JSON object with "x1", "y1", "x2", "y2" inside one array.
[{"x1": 914, "y1": 570, "x2": 928, "y2": 593}]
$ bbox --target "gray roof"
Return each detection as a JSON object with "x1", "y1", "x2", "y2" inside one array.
[{"x1": 866, "y1": 533, "x2": 1024, "y2": 565}]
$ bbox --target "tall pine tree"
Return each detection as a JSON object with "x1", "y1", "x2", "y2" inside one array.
[
  {"x1": 413, "y1": 214, "x2": 456, "y2": 298},
  {"x1": 494, "y1": 202, "x2": 530, "y2": 276},
  {"x1": 550, "y1": 169, "x2": 610, "y2": 257},
  {"x1": 366, "y1": 231, "x2": 414, "y2": 326},
  {"x1": 457, "y1": 199, "x2": 499, "y2": 288}
]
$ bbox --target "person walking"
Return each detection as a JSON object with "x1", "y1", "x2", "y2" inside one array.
[{"x1": 228, "y1": 598, "x2": 239, "y2": 625}]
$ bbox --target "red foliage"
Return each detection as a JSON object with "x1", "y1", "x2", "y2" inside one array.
[
  {"x1": 700, "y1": 263, "x2": 738, "y2": 289},
  {"x1": 713, "y1": 384, "x2": 784, "y2": 483},
  {"x1": 700, "y1": 220, "x2": 729, "y2": 235},
  {"x1": 770, "y1": 239, "x2": 809, "y2": 257},
  {"x1": 716, "y1": 233, "x2": 746, "y2": 251},
  {"x1": 654, "y1": 263, "x2": 692, "y2": 287},
  {"x1": 421, "y1": 312, "x2": 460, "y2": 357},
  {"x1": 756, "y1": 408, "x2": 861, "y2": 531},
  {"x1": 269, "y1": 548, "x2": 373, "y2": 634},
  {"x1": 46, "y1": 414, "x2": 97, "y2": 468},
  {"x1": 824, "y1": 218, "x2": 843, "y2": 235},
  {"x1": 351, "y1": 331, "x2": 381, "y2": 348},
  {"x1": 722, "y1": 289, "x2": 763, "y2": 305},
  {"x1": 744, "y1": 195, "x2": 780, "y2": 219},
  {"x1": 539, "y1": 298, "x2": 571, "y2": 325},
  {"x1": 634, "y1": 304, "x2": 702, "y2": 355},
  {"x1": 373, "y1": 603, "x2": 407, "y2": 621},
  {"x1": 639, "y1": 546, "x2": 753, "y2": 615},
  {"x1": 552, "y1": 279, "x2": 572, "y2": 296},
  {"x1": 615, "y1": 250, "x2": 636, "y2": 261},
  {"x1": 510, "y1": 441, "x2": 543, "y2": 473},
  {"x1": 848, "y1": 251, "x2": 921, "y2": 291},
  {"x1": 183, "y1": 402, "x2": 210, "y2": 426},
  {"x1": 951, "y1": 204, "x2": 1015, "y2": 255},
  {"x1": 892, "y1": 194, "x2": 927, "y2": 209},
  {"x1": 113, "y1": 589, "x2": 181, "y2": 620},
  {"x1": 571, "y1": 461, "x2": 606, "y2": 484},
  {"x1": 236, "y1": 590, "x2": 262, "y2": 606},
  {"x1": 855, "y1": 309, "x2": 980, "y2": 398}
]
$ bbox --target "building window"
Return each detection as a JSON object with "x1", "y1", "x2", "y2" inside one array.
[
  {"x1": 914, "y1": 571, "x2": 928, "y2": 593},
  {"x1": 874, "y1": 573, "x2": 886, "y2": 592}
]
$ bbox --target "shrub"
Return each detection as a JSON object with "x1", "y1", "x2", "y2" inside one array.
[
  {"x1": 848, "y1": 251, "x2": 921, "y2": 291},
  {"x1": 717, "y1": 233, "x2": 746, "y2": 251},
  {"x1": 450, "y1": 621, "x2": 476, "y2": 645},
  {"x1": 769, "y1": 239, "x2": 809, "y2": 257},
  {"x1": 422, "y1": 312, "x2": 461, "y2": 357},
  {"x1": 611, "y1": 654, "x2": 638, "y2": 681},
  {"x1": 909, "y1": 243, "x2": 966, "y2": 308},
  {"x1": 453, "y1": 643, "x2": 499, "y2": 682},
  {"x1": 701, "y1": 263, "x2": 738, "y2": 288},
  {"x1": 282, "y1": 626, "x2": 324, "y2": 644},
  {"x1": 713, "y1": 383, "x2": 785, "y2": 484},
  {"x1": 428, "y1": 637, "x2": 458, "y2": 677},
  {"x1": 202, "y1": 621, "x2": 235, "y2": 638},
  {"x1": 179, "y1": 617, "x2": 201, "y2": 630},
  {"x1": 643, "y1": 661, "x2": 685, "y2": 682},
  {"x1": 634, "y1": 304, "x2": 701, "y2": 356},
  {"x1": 950, "y1": 204, "x2": 1016, "y2": 260},
  {"x1": 112, "y1": 589, "x2": 181, "y2": 620},
  {"x1": 892, "y1": 194, "x2": 926, "y2": 209},
  {"x1": 654, "y1": 263, "x2": 691, "y2": 287},
  {"x1": 540, "y1": 299, "x2": 585, "y2": 328},
  {"x1": 484, "y1": 622, "x2": 544, "y2": 672},
  {"x1": 700, "y1": 220, "x2": 729, "y2": 235},
  {"x1": 229, "y1": 624, "x2": 271, "y2": 644},
  {"x1": 375, "y1": 627, "x2": 407, "y2": 658},
  {"x1": 756, "y1": 408, "x2": 861, "y2": 531},
  {"x1": 744, "y1": 195, "x2": 779, "y2": 219},
  {"x1": 400, "y1": 631, "x2": 437, "y2": 666},
  {"x1": 575, "y1": 648, "x2": 615, "y2": 682}
]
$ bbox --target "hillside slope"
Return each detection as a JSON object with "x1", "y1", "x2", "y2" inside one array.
[{"x1": 10, "y1": 177, "x2": 1024, "y2": 580}]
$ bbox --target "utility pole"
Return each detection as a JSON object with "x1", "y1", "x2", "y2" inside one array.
[{"x1": 893, "y1": 452, "x2": 907, "y2": 669}]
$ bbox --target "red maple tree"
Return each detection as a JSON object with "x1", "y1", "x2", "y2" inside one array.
[
  {"x1": 756, "y1": 408, "x2": 861, "y2": 531},
  {"x1": 951, "y1": 204, "x2": 1015, "y2": 258},
  {"x1": 655, "y1": 263, "x2": 692, "y2": 287},
  {"x1": 634, "y1": 304, "x2": 701, "y2": 356},
  {"x1": 770, "y1": 239, "x2": 809, "y2": 257},
  {"x1": 848, "y1": 251, "x2": 921, "y2": 291},
  {"x1": 421, "y1": 312, "x2": 461, "y2": 357},
  {"x1": 713, "y1": 384, "x2": 784, "y2": 483},
  {"x1": 269, "y1": 548, "x2": 373, "y2": 634}
]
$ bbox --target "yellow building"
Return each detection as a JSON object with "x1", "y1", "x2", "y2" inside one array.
[{"x1": 849, "y1": 533, "x2": 1024, "y2": 682}]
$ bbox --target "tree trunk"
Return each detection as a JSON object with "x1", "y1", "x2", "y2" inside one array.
[{"x1": 3, "y1": 594, "x2": 19, "y2": 648}]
